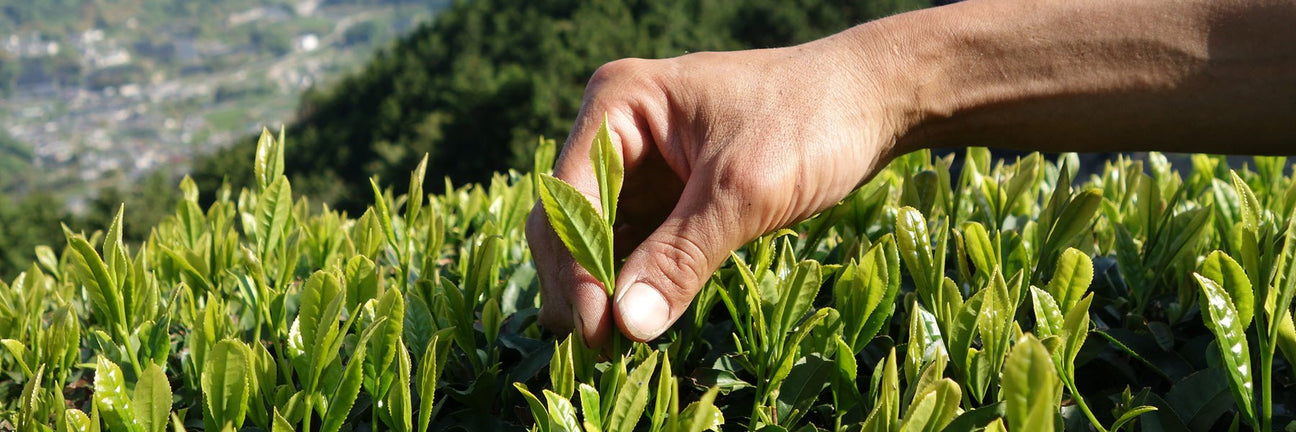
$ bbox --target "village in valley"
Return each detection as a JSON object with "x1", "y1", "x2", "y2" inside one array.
[{"x1": 0, "y1": 0, "x2": 443, "y2": 209}]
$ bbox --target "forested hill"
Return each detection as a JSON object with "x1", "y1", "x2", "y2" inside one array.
[{"x1": 190, "y1": 0, "x2": 930, "y2": 211}]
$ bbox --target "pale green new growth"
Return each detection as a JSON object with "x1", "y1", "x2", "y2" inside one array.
[{"x1": 537, "y1": 115, "x2": 624, "y2": 296}]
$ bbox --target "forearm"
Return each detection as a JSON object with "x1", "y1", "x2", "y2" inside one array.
[{"x1": 834, "y1": 0, "x2": 1296, "y2": 156}]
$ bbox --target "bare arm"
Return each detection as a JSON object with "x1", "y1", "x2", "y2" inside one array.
[{"x1": 856, "y1": 0, "x2": 1296, "y2": 157}]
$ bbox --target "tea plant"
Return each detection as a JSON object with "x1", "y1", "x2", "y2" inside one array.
[{"x1": 0, "y1": 123, "x2": 1293, "y2": 431}]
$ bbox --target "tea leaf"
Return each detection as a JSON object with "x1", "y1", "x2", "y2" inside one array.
[
  {"x1": 91, "y1": 362, "x2": 134, "y2": 432},
  {"x1": 1060, "y1": 293, "x2": 1094, "y2": 376},
  {"x1": 1193, "y1": 273, "x2": 1256, "y2": 423},
  {"x1": 322, "y1": 317, "x2": 383, "y2": 432},
  {"x1": 385, "y1": 339, "x2": 413, "y2": 432},
  {"x1": 1042, "y1": 188, "x2": 1102, "y2": 259},
  {"x1": 1111, "y1": 405, "x2": 1158, "y2": 431},
  {"x1": 537, "y1": 173, "x2": 615, "y2": 292},
  {"x1": 551, "y1": 337, "x2": 576, "y2": 399},
  {"x1": 590, "y1": 116, "x2": 623, "y2": 226},
  {"x1": 607, "y1": 351, "x2": 659, "y2": 432},
  {"x1": 899, "y1": 378, "x2": 960, "y2": 432},
  {"x1": 417, "y1": 334, "x2": 448, "y2": 432},
  {"x1": 134, "y1": 362, "x2": 171, "y2": 432},
  {"x1": 1003, "y1": 334, "x2": 1059, "y2": 432},
  {"x1": 861, "y1": 349, "x2": 899, "y2": 431},
  {"x1": 1200, "y1": 251, "x2": 1254, "y2": 331},
  {"x1": 770, "y1": 260, "x2": 822, "y2": 338},
  {"x1": 1046, "y1": 248, "x2": 1092, "y2": 313},
  {"x1": 896, "y1": 206, "x2": 936, "y2": 304},
  {"x1": 256, "y1": 177, "x2": 293, "y2": 258},
  {"x1": 545, "y1": 389, "x2": 582, "y2": 432},
  {"x1": 515, "y1": 383, "x2": 551, "y2": 432},
  {"x1": 202, "y1": 340, "x2": 251, "y2": 431},
  {"x1": 253, "y1": 127, "x2": 285, "y2": 188},
  {"x1": 579, "y1": 383, "x2": 603, "y2": 430},
  {"x1": 677, "y1": 387, "x2": 723, "y2": 432},
  {"x1": 1030, "y1": 287, "x2": 1063, "y2": 339}
]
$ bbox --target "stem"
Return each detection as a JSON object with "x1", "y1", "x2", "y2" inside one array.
[
  {"x1": 748, "y1": 378, "x2": 768, "y2": 431},
  {"x1": 302, "y1": 399, "x2": 313, "y2": 431},
  {"x1": 117, "y1": 326, "x2": 144, "y2": 378},
  {"x1": 1066, "y1": 378, "x2": 1109, "y2": 432},
  {"x1": 1260, "y1": 347, "x2": 1273, "y2": 431}
]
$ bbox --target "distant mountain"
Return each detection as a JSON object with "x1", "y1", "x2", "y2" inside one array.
[{"x1": 190, "y1": 0, "x2": 931, "y2": 211}]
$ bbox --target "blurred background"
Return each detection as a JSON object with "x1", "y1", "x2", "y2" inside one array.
[{"x1": 0, "y1": 0, "x2": 931, "y2": 280}]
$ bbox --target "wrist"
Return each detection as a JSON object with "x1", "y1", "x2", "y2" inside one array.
[{"x1": 807, "y1": 7, "x2": 951, "y2": 163}]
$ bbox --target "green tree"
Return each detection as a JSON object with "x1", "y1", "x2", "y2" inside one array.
[
  {"x1": 191, "y1": 0, "x2": 929, "y2": 212},
  {"x1": 0, "y1": 130, "x2": 31, "y2": 192},
  {"x1": 0, "y1": 191, "x2": 69, "y2": 280}
]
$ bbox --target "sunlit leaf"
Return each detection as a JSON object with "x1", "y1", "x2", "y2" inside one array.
[{"x1": 537, "y1": 173, "x2": 614, "y2": 292}]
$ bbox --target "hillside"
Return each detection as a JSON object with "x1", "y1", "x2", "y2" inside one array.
[
  {"x1": 0, "y1": 0, "x2": 444, "y2": 200},
  {"x1": 191, "y1": 0, "x2": 931, "y2": 211}
]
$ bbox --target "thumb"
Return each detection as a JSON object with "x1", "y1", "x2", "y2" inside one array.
[{"x1": 612, "y1": 179, "x2": 756, "y2": 342}]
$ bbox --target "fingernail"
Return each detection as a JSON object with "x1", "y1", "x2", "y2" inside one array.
[
  {"x1": 617, "y1": 282, "x2": 670, "y2": 340},
  {"x1": 570, "y1": 307, "x2": 588, "y2": 347}
]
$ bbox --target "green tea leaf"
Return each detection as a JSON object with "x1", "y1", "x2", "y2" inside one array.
[
  {"x1": 57, "y1": 408, "x2": 91, "y2": 432},
  {"x1": 1030, "y1": 287, "x2": 1063, "y2": 338},
  {"x1": 202, "y1": 340, "x2": 251, "y2": 431},
  {"x1": 134, "y1": 362, "x2": 171, "y2": 432},
  {"x1": 545, "y1": 389, "x2": 582, "y2": 432},
  {"x1": 551, "y1": 337, "x2": 576, "y2": 399},
  {"x1": 364, "y1": 288, "x2": 405, "y2": 397},
  {"x1": 1200, "y1": 251, "x2": 1254, "y2": 331},
  {"x1": 256, "y1": 177, "x2": 293, "y2": 259},
  {"x1": 1230, "y1": 171, "x2": 1261, "y2": 234},
  {"x1": 406, "y1": 153, "x2": 429, "y2": 226},
  {"x1": 579, "y1": 383, "x2": 603, "y2": 431},
  {"x1": 321, "y1": 320, "x2": 378, "y2": 432},
  {"x1": 1111, "y1": 405, "x2": 1158, "y2": 431},
  {"x1": 417, "y1": 334, "x2": 448, "y2": 432},
  {"x1": 1042, "y1": 188, "x2": 1102, "y2": 259},
  {"x1": 590, "y1": 115, "x2": 623, "y2": 226},
  {"x1": 960, "y1": 222, "x2": 995, "y2": 280},
  {"x1": 607, "y1": 351, "x2": 659, "y2": 432},
  {"x1": 272, "y1": 409, "x2": 293, "y2": 432},
  {"x1": 1060, "y1": 293, "x2": 1094, "y2": 377},
  {"x1": 1046, "y1": 248, "x2": 1092, "y2": 313},
  {"x1": 769, "y1": 260, "x2": 821, "y2": 338},
  {"x1": 861, "y1": 349, "x2": 899, "y2": 432},
  {"x1": 677, "y1": 387, "x2": 723, "y2": 432},
  {"x1": 896, "y1": 206, "x2": 936, "y2": 303},
  {"x1": 94, "y1": 357, "x2": 140, "y2": 432},
  {"x1": 899, "y1": 378, "x2": 960, "y2": 432},
  {"x1": 836, "y1": 236, "x2": 899, "y2": 352},
  {"x1": 1192, "y1": 273, "x2": 1256, "y2": 423},
  {"x1": 515, "y1": 383, "x2": 551, "y2": 432},
  {"x1": 66, "y1": 231, "x2": 124, "y2": 334},
  {"x1": 385, "y1": 339, "x2": 413, "y2": 432},
  {"x1": 537, "y1": 173, "x2": 615, "y2": 292},
  {"x1": 253, "y1": 127, "x2": 284, "y2": 188},
  {"x1": 1003, "y1": 334, "x2": 1059, "y2": 432}
]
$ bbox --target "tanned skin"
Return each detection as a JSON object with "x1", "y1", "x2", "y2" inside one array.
[{"x1": 524, "y1": 0, "x2": 1296, "y2": 347}]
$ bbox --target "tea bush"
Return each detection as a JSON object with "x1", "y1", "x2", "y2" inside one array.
[{"x1": 1, "y1": 127, "x2": 1293, "y2": 431}]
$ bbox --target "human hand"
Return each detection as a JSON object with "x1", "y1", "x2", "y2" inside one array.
[{"x1": 526, "y1": 39, "x2": 909, "y2": 347}]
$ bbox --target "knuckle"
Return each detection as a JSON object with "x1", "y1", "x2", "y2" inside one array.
[
  {"x1": 589, "y1": 58, "x2": 648, "y2": 87},
  {"x1": 643, "y1": 236, "x2": 710, "y2": 305}
]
